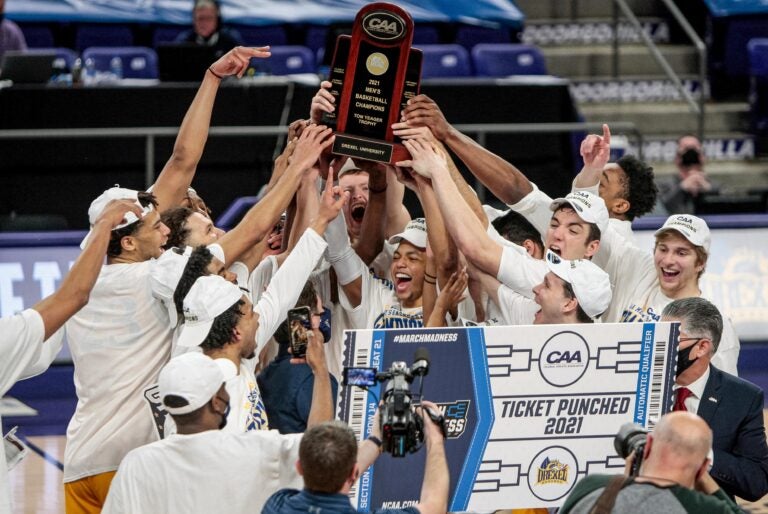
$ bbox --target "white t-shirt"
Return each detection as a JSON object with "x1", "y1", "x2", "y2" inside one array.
[
  {"x1": 492, "y1": 284, "x2": 540, "y2": 325},
  {"x1": 64, "y1": 260, "x2": 172, "y2": 482},
  {"x1": 369, "y1": 241, "x2": 395, "y2": 282},
  {"x1": 595, "y1": 224, "x2": 740, "y2": 375},
  {"x1": 217, "y1": 358, "x2": 269, "y2": 432},
  {"x1": 102, "y1": 429, "x2": 302, "y2": 514},
  {"x1": 339, "y1": 255, "x2": 423, "y2": 329},
  {"x1": 0, "y1": 309, "x2": 45, "y2": 514}
]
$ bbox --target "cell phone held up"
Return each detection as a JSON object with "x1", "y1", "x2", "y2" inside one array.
[{"x1": 288, "y1": 306, "x2": 312, "y2": 358}]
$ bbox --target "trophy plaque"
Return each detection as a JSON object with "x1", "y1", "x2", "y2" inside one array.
[{"x1": 323, "y1": 2, "x2": 422, "y2": 164}]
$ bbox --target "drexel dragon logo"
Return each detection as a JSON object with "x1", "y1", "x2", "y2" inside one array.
[{"x1": 435, "y1": 400, "x2": 471, "y2": 438}]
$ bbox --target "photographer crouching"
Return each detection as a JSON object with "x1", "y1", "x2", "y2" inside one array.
[
  {"x1": 262, "y1": 400, "x2": 449, "y2": 514},
  {"x1": 560, "y1": 411, "x2": 741, "y2": 513}
]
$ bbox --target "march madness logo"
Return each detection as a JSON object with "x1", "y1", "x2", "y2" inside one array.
[
  {"x1": 536, "y1": 457, "x2": 570, "y2": 485},
  {"x1": 435, "y1": 400, "x2": 470, "y2": 439}
]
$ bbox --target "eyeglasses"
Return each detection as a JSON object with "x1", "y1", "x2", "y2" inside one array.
[{"x1": 678, "y1": 337, "x2": 704, "y2": 345}]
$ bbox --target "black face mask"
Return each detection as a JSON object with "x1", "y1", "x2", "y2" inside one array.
[
  {"x1": 680, "y1": 148, "x2": 702, "y2": 167},
  {"x1": 676, "y1": 340, "x2": 700, "y2": 376}
]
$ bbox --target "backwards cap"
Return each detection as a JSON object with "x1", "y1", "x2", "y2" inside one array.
[{"x1": 545, "y1": 250, "x2": 612, "y2": 319}]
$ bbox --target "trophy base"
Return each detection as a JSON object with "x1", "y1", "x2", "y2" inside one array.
[{"x1": 333, "y1": 133, "x2": 410, "y2": 165}]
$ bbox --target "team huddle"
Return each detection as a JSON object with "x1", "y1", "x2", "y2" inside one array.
[{"x1": 1, "y1": 45, "x2": 766, "y2": 514}]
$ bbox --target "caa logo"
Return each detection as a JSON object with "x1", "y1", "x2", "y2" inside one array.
[
  {"x1": 435, "y1": 400, "x2": 470, "y2": 439},
  {"x1": 538, "y1": 331, "x2": 590, "y2": 387},
  {"x1": 363, "y1": 12, "x2": 406, "y2": 41},
  {"x1": 527, "y1": 446, "x2": 578, "y2": 501}
]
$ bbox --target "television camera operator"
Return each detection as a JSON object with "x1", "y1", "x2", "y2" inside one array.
[
  {"x1": 262, "y1": 399, "x2": 449, "y2": 514},
  {"x1": 560, "y1": 411, "x2": 741, "y2": 513}
]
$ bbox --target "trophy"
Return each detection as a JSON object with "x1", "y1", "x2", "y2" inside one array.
[{"x1": 323, "y1": 2, "x2": 422, "y2": 164}]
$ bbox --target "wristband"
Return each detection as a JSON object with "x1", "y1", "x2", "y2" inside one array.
[
  {"x1": 425, "y1": 273, "x2": 437, "y2": 280},
  {"x1": 424, "y1": 278, "x2": 437, "y2": 285},
  {"x1": 369, "y1": 185, "x2": 387, "y2": 194},
  {"x1": 208, "y1": 67, "x2": 224, "y2": 80},
  {"x1": 367, "y1": 435, "x2": 383, "y2": 448}
]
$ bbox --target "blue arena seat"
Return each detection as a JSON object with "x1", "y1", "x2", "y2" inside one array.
[
  {"x1": 305, "y1": 26, "x2": 328, "y2": 53},
  {"x1": 471, "y1": 43, "x2": 547, "y2": 77},
  {"x1": 748, "y1": 38, "x2": 768, "y2": 134},
  {"x1": 419, "y1": 44, "x2": 471, "y2": 78},
  {"x1": 19, "y1": 24, "x2": 54, "y2": 48},
  {"x1": 455, "y1": 25, "x2": 512, "y2": 49},
  {"x1": 413, "y1": 25, "x2": 440, "y2": 45},
  {"x1": 76, "y1": 24, "x2": 134, "y2": 52},
  {"x1": 29, "y1": 47, "x2": 79, "y2": 72},
  {"x1": 81, "y1": 47, "x2": 158, "y2": 79},
  {"x1": 251, "y1": 45, "x2": 315, "y2": 75},
  {"x1": 232, "y1": 24, "x2": 287, "y2": 47}
]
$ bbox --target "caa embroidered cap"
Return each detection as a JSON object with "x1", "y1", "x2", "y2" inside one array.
[
  {"x1": 177, "y1": 275, "x2": 244, "y2": 348},
  {"x1": 654, "y1": 214, "x2": 711, "y2": 252},
  {"x1": 159, "y1": 352, "x2": 235, "y2": 415},
  {"x1": 80, "y1": 186, "x2": 153, "y2": 249},
  {"x1": 388, "y1": 217, "x2": 427, "y2": 249},
  {"x1": 549, "y1": 191, "x2": 609, "y2": 235},
  {"x1": 545, "y1": 250, "x2": 612, "y2": 319}
]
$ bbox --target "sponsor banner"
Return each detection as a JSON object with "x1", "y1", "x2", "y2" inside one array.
[
  {"x1": 338, "y1": 323, "x2": 676, "y2": 510},
  {"x1": 627, "y1": 136, "x2": 755, "y2": 163},
  {"x1": 523, "y1": 20, "x2": 669, "y2": 46},
  {"x1": 570, "y1": 79, "x2": 706, "y2": 104}
]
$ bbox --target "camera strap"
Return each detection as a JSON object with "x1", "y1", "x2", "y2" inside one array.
[{"x1": 589, "y1": 475, "x2": 631, "y2": 514}]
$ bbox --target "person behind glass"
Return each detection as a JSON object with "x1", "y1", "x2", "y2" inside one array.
[
  {"x1": 175, "y1": 0, "x2": 243, "y2": 56},
  {"x1": 657, "y1": 135, "x2": 718, "y2": 215}
]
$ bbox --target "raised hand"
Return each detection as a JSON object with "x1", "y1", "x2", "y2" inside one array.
[
  {"x1": 580, "y1": 123, "x2": 611, "y2": 172},
  {"x1": 397, "y1": 94, "x2": 452, "y2": 141},
  {"x1": 209, "y1": 46, "x2": 271, "y2": 79},
  {"x1": 391, "y1": 124, "x2": 439, "y2": 145},
  {"x1": 94, "y1": 199, "x2": 144, "y2": 230},
  {"x1": 395, "y1": 138, "x2": 448, "y2": 180},
  {"x1": 290, "y1": 124, "x2": 335, "y2": 173},
  {"x1": 310, "y1": 80, "x2": 335, "y2": 123},
  {"x1": 434, "y1": 267, "x2": 468, "y2": 314},
  {"x1": 317, "y1": 166, "x2": 350, "y2": 224}
]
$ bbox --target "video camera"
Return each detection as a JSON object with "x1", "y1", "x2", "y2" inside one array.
[
  {"x1": 614, "y1": 422, "x2": 648, "y2": 476},
  {"x1": 343, "y1": 347, "x2": 445, "y2": 457}
]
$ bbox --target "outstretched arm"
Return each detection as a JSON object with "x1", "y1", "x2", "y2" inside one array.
[
  {"x1": 397, "y1": 94, "x2": 533, "y2": 205},
  {"x1": 152, "y1": 46, "x2": 271, "y2": 212},
  {"x1": 34, "y1": 200, "x2": 142, "y2": 339},
  {"x1": 397, "y1": 138, "x2": 503, "y2": 279},
  {"x1": 414, "y1": 401, "x2": 450, "y2": 514},
  {"x1": 216, "y1": 124, "x2": 335, "y2": 264}
]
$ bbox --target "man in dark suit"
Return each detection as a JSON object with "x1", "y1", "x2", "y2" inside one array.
[{"x1": 663, "y1": 297, "x2": 768, "y2": 501}]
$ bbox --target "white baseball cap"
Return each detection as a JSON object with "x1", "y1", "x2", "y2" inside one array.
[
  {"x1": 158, "y1": 352, "x2": 235, "y2": 415},
  {"x1": 149, "y1": 246, "x2": 192, "y2": 328},
  {"x1": 545, "y1": 250, "x2": 612, "y2": 319},
  {"x1": 338, "y1": 158, "x2": 363, "y2": 178},
  {"x1": 550, "y1": 191, "x2": 609, "y2": 235},
  {"x1": 654, "y1": 214, "x2": 711, "y2": 252},
  {"x1": 388, "y1": 217, "x2": 427, "y2": 249},
  {"x1": 80, "y1": 186, "x2": 153, "y2": 249},
  {"x1": 177, "y1": 275, "x2": 245, "y2": 348}
]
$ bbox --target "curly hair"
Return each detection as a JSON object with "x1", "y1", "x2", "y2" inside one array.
[
  {"x1": 106, "y1": 191, "x2": 158, "y2": 257},
  {"x1": 161, "y1": 207, "x2": 194, "y2": 250},
  {"x1": 173, "y1": 246, "x2": 214, "y2": 317},
  {"x1": 200, "y1": 299, "x2": 245, "y2": 351},
  {"x1": 616, "y1": 155, "x2": 658, "y2": 221}
]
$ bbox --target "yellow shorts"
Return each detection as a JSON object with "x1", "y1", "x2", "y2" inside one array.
[{"x1": 64, "y1": 471, "x2": 117, "y2": 514}]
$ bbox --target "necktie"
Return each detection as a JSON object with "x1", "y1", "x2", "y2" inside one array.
[{"x1": 674, "y1": 387, "x2": 693, "y2": 412}]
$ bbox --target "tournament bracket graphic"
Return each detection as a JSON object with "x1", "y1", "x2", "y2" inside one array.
[{"x1": 337, "y1": 322, "x2": 678, "y2": 511}]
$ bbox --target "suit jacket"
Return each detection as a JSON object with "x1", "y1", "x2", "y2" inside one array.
[{"x1": 697, "y1": 365, "x2": 768, "y2": 501}]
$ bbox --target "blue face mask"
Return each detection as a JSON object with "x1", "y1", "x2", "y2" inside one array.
[{"x1": 318, "y1": 307, "x2": 332, "y2": 343}]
